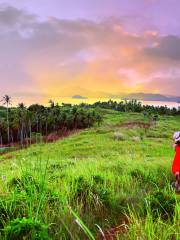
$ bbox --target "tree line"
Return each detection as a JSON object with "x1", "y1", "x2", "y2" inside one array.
[
  {"x1": 89, "y1": 99, "x2": 180, "y2": 116},
  {"x1": 1, "y1": 96, "x2": 179, "y2": 146},
  {"x1": 0, "y1": 95, "x2": 103, "y2": 146}
]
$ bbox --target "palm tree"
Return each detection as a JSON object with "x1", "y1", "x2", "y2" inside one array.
[
  {"x1": 0, "y1": 118, "x2": 5, "y2": 146},
  {"x1": 17, "y1": 103, "x2": 26, "y2": 145},
  {"x1": 72, "y1": 106, "x2": 78, "y2": 129},
  {"x1": 42, "y1": 109, "x2": 49, "y2": 139},
  {"x1": 11, "y1": 111, "x2": 21, "y2": 143},
  {"x1": 18, "y1": 102, "x2": 26, "y2": 109},
  {"x1": 1, "y1": 95, "x2": 11, "y2": 144},
  {"x1": 49, "y1": 100, "x2": 55, "y2": 108},
  {"x1": 26, "y1": 110, "x2": 34, "y2": 145}
]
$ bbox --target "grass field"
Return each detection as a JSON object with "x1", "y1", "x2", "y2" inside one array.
[{"x1": 0, "y1": 109, "x2": 179, "y2": 239}]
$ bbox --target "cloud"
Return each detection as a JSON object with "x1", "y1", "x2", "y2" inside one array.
[
  {"x1": 0, "y1": 5, "x2": 36, "y2": 29},
  {"x1": 0, "y1": 6, "x2": 26, "y2": 26},
  {"x1": 0, "y1": 5, "x2": 179, "y2": 99},
  {"x1": 141, "y1": 77, "x2": 180, "y2": 96},
  {"x1": 143, "y1": 35, "x2": 180, "y2": 60}
]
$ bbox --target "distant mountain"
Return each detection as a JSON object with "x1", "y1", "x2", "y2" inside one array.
[
  {"x1": 121, "y1": 93, "x2": 180, "y2": 102},
  {"x1": 72, "y1": 95, "x2": 88, "y2": 99},
  {"x1": 61, "y1": 86, "x2": 180, "y2": 102}
]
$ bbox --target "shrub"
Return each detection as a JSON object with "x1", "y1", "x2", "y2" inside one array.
[
  {"x1": 70, "y1": 176, "x2": 111, "y2": 210},
  {"x1": 130, "y1": 169, "x2": 152, "y2": 183},
  {"x1": 8, "y1": 178, "x2": 24, "y2": 192},
  {"x1": 8, "y1": 175, "x2": 40, "y2": 195},
  {"x1": 91, "y1": 175, "x2": 104, "y2": 184},
  {"x1": 0, "y1": 199, "x2": 9, "y2": 230},
  {"x1": 0, "y1": 196, "x2": 27, "y2": 231},
  {"x1": 145, "y1": 190, "x2": 176, "y2": 220},
  {"x1": 130, "y1": 169, "x2": 158, "y2": 186},
  {"x1": 3, "y1": 217, "x2": 49, "y2": 240},
  {"x1": 46, "y1": 191, "x2": 63, "y2": 208}
]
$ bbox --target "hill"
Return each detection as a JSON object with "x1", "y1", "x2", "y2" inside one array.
[
  {"x1": 61, "y1": 86, "x2": 180, "y2": 102},
  {"x1": 0, "y1": 110, "x2": 179, "y2": 239},
  {"x1": 121, "y1": 93, "x2": 180, "y2": 102}
]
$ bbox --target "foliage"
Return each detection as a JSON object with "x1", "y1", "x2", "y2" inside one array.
[
  {"x1": 3, "y1": 217, "x2": 49, "y2": 240},
  {"x1": 145, "y1": 190, "x2": 176, "y2": 220},
  {"x1": 70, "y1": 175, "x2": 111, "y2": 210},
  {"x1": 0, "y1": 98, "x2": 102, "y2": 145},
  {"x1": 8, "y1": 175, "x2": 40, "y2": 194},
  {"x1": 0, "y1": 109, "x2": 179, "y2": 239},
  {"x1": 91, "y1": 99, "x2": 180, "y2": 116}
]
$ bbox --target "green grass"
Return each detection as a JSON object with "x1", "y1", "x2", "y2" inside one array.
[{"x1": 0, "y1": 110, "x2": 179, "y2": 239}]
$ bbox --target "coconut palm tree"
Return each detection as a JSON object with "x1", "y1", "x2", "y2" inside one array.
[
  {"x1": 26, "y1": 110, "x2": 34, "y2": 145},
  {"x1": 49, "y1": 100, "x2": 55, "y2": 108},
  {"x1": 42, "y1": 109, "x2": 49, "y2": 139},
  {"x1": 1, "y1": 95, "x2": 11, "y2": 144},
  {"x1": 0, "y1": 118, "x2": 5, "y2": 146},
  {"x1": 17, "y1": 103, "x2": 26, "y2": 145}
]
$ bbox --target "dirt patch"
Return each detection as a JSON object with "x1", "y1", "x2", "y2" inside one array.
[
  {"x1": 97, "y1": 217, "x2": 129, "y2": 240},
  {"x1": 0, "y1": 129, "x2": 80, "y2": 156},
  {"x1": 3, "y1": 153, "x2": 13, "y2": 160},
  {"x1": 45, "y1": 129, "x2": 80, "y2": 143},
  {"x1": 117, "y1": 121, "x2": 151, "y2": 129}
]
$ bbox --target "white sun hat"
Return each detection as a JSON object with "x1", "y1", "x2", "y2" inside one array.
[{"x1": 173, "y1": 131, "x2": 180, "y2": 143}]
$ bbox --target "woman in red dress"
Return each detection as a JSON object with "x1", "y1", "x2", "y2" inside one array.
[{"x1": 172, "y1": 131, "x2": 180, "y2": 192}]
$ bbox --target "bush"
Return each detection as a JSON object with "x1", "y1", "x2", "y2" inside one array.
[
  {"x1": 130, "y1": 169, "x2": 153, "y2": 183},
  {"x1": 3, "y1": 217, "x2": 49, "y2": 240},
  {"x1": 91, "y1": 175, "x2": 104, "y2": 184},
  {"x1": 145, "y1": 190, "x2": 176, "y2": 220},
  {"x1": 70, "y1": 176, "x2": 111, "y2": 210},
  {"x1": 8, "y1": 175, "x2": 40, "y2": 195},
  {"x1": 0, "y1": 196, "x2": 27, "y2": 231}
]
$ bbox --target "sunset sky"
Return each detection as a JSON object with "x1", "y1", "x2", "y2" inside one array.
[{"x1": 0, "y1": 0, "x2": 180, "y2": 102}]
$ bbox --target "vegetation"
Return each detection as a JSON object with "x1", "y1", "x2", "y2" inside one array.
[
  {"x1": 1, "y1": 95, "x2": 12, "y2": 144},
  {"x1": 90, "y1": 99, "x2": 180, "y2": 116},
  {"x1": 0, "y1": 105, "x2": 179, "y2": 239},
  {"x1": 1, "y1": 96, "x2": 180, "y2": 146},
  {"x1": 0, "y1": 97, "x2": 102, "y2": 146}
]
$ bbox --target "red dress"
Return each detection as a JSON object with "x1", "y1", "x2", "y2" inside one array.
[{"x1": 172, "y1": 145, "x2": 180, "y2": 174}]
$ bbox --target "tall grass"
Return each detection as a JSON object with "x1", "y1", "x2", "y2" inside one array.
[
  {"x1": 0, "y1": 111, "x2": 179, "y2": 239},
  {"x1": 124, "y1": 205, "x2": 179, "y2": 240}
]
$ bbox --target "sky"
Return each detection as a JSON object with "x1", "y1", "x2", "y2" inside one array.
[{"x1": 0, "y1": 0, "x2": 180, "y2": 103}]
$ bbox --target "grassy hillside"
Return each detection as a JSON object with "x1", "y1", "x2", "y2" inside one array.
[{"x1": 0, "y1": 110, "x2": 179, "y2": 239}]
